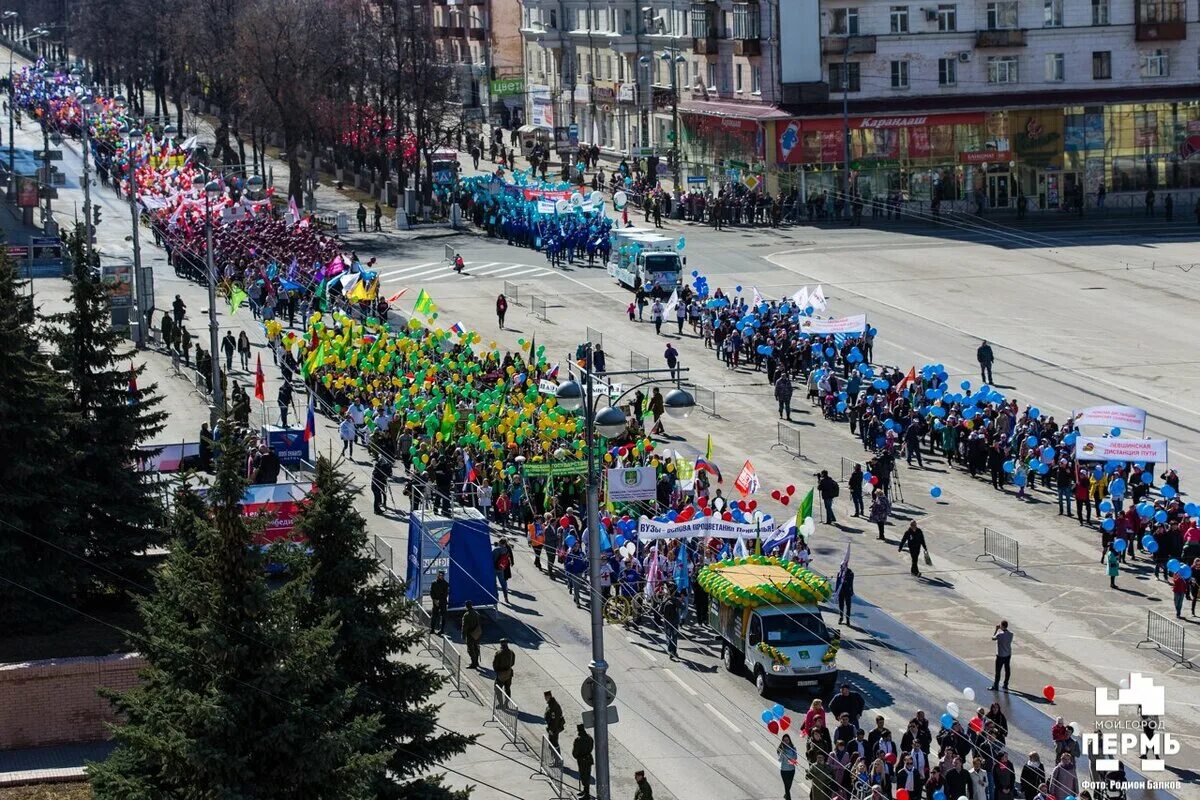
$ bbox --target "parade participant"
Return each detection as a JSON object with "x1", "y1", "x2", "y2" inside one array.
[
  {"x1": 779, "y1": 733, "x2": 799, "y2": 800},
  {"x1": 898, "y1": 521, "x2": 928, "y2": 577}
]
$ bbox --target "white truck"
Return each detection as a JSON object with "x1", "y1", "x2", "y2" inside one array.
[
  {"x1": 711, "y1": 599, "x2": 840, "y2": 696},
  {"x1": 606, "y1": 227, "x2": 683, "y2": 297}
]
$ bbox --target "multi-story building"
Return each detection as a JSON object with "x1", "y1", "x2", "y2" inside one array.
[
  {"x1": 517, "y1": 0, "x2": 788, "y2": 185},
  {"x1": 427, "y1": 0, "x2": 526, "y2": 130},
  {"x1": 774, "y1": 0, "x2": 1200, "y2": 207}
]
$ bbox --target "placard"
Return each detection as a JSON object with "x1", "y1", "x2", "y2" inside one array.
[
  {"x1": 1074, "y1": 437, "x2": 1167, "y2": 463},
  {"x1": 606, "y1": 467, "x2": 656, "y2": 501}
]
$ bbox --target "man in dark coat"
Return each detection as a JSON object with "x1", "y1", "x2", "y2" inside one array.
[
  {"x1": 898, "y1": 522, "x2": 928, "y2": 577},
  {"x1": 573, "y1": 724, "x2": 594, "y2": 799},
  {"x1": 543, "y1": 690, "x2": 566, "y2": 749},
  {"x1": 429, "y1": 570, "x2": 449, "y2": 634}
]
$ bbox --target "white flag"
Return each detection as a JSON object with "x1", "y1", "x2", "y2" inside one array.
[
  {"x1": 811, "y1": 285, "x2": 828, "y2": 312},
  {"x1": 752, "y1": 286, "x2": 764, "y2": 307},
  {"x1": 663, "y1": 288, "x2": 680, "y2": 317},
  {"x1": 792, "y1": 286, "x2": 810, "y2": 310}
]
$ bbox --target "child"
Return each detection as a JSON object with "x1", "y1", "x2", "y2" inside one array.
[{"x1": 627, "y1": 301, "x2": 636, "y2": 322}]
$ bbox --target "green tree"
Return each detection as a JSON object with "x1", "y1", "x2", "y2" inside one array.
[
  {"x1": 45, "y1": 258, "x2": 168, "y2": 591},
  {"x1": 90, "y1": 430, "x2": 388, "y2": 799},
  {"x1": 0, "y1": 252, "x2": 79, "y2": 626},
  {"x1": 293, "y1": 456, "x2": 472, "y2": 798}
]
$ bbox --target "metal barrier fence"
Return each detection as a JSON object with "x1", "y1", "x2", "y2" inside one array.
[
  {"x1": 503, "y1": 280, "x2": 521, "y2": 305},
  {"x1": 439, "y1": 636, "x2": 469, "y2": 698},
  {"x1": 976, "y1": 527, "x2": 1026, "y2": 577},
  {"x1": 490, "y1": 684, "x2": 522, "y2": 748},
  {"x1": 688, "y1": 383, "x2": 718, "y2": 418},
  {"x1": 629, "y1": 350, "x2": 650, "y2": 378},
  {"x1": 585, "y1": 326, "x2": 603, "y2": 348},
  {"x1": 772, "y1": 422, "x2": 802, "y2": 458},
  {"x1": 373, "y1": 534, "x2": 394, "y2": 574},
  {"x1": 538, "y1": 735, "x2": 567, "y2": 799},
  {"x1": 1137, "y1": 610, "x2": 1193, "y2": 666},
  {"x1": 530, "y1": 295, "x2": 549, "y2": 321}
]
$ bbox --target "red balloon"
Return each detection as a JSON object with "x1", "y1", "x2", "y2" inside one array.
[
  {"x1": 780, "y1": 715, "x2": 792, "y2": 731},
  {"x1": 768, "y1": 720, "x2": 780, "y2": 735},
  {"x1": 722, "y1": 512, "x2": 733, "y2": 521},
  {"x1": 884, "y1": 753, "x2": 897, "y2": 766},
  {"x1": 781, "y1": 495, "x2": 791, "y2": 505},
  {"x1": 771, "y1": 490, "x2": 782, "y2": 500},
  {"x1": 747, "y1": 500, "x2": 758, "y2": 511},
  {"x1": 787, "y1": 485, "x2": 796, "y2": 495},
  {"x1": 645, "y1": 443, "x2": 654, "y2": 452},
  {"x1": 869, "y1": 476, "x2": 880, "y2": 485},
  {"x1": 897, "y1": 790, "x2": 910, "y2": 800},
  {"x1": 1043, "y1": 685, "x2": 1055, "y2": 702},
  {"x1": 697, "y1": 496, "x2": 709, "y2": 506},
  {"x1": 969, "y1": 717, "x2": 984, "y2": 733}
]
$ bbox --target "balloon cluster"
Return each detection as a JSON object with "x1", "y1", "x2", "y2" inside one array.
[
  {"x1": 770, "y1": 484, "x2": 797, "y2": 506},
  {"x1": 760, "y1": 703, "x2": 792, "y2": 736}
]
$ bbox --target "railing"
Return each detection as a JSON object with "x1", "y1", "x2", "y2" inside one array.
[
  {"x1": 773, "y1": 421, "x2": 803, "y2": 458},
  {"x1": 1137, "y1": 610, "x2": 1193, "y2": 666},
  {"x1": 373, "y1": 533, "x2": 394, "y2": 575},
  {"x1": 685, "y1": 381, "x2": 719, "y2": 418},
  {"x1": 975, "y1": 527, "x2": 1027, "y2": 577},
  {"x1": 503, "y1": 280, "x2": 521, "y2": 305},
  {"x1": 438, "y1": 635, "x2": 469, "y2": 698},
  {"x1": 490, "y1": 684, "x2": 522, "y2": 748},
  {"x1": 530, "y1": 294, "x2": 549, "y2": 322},
  {"x1": 537, "y1": 735, "x2": 568, "y2": 799},
  {"x1": 629, "y1": 350, "x2": 650, "y2": 378},
  {"x1": 585, "y1": 326, "x2": 604, "y2": 348}
]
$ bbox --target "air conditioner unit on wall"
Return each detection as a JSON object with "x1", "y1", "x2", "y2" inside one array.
[{"x1": 958, "y1": 51, "x2": 971, "y2": 62}]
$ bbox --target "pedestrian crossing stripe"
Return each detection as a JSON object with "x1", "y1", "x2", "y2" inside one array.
[{"x1": 375, "y1": 261, "x2": 558, "y2": 283}]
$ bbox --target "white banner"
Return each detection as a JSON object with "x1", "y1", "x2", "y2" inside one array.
[
  {"x1": 1075, "y1": 437, "x2": 1168, "y2": 463},
  {"x1": 637, "y1": 515, "x2": 775, "y2": 541},
  {"x1": 607, "y1": 467, "x2": 657, "y2": 501},
  {"x1": 1072, "y1": 405, "x2": 1147, "y2": 432},
  {"x1": 799, "y1": 314, "x2": 867, "y2": 335}
]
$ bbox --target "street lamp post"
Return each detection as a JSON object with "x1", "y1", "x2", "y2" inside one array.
[
  {"x1": 78, "y1": 95, "x2": 94, "y2": 265},
  {"x1": 660, "y1": 50, "x2": 685, "y2": 211},
  {"x1": 193, "y1": 146, "x2": 224, "y2": 426},
  {"x1": 120, "y1": 125, "x2": 146, "y2": 347},
  {"x1": 556, "y1": 351, "x2": 694, "y2": 800}
]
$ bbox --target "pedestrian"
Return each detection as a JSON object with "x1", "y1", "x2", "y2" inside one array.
[
  {"x1": 988, "y1": 619, "x2": 1013, "y2": 691},
  {"x1": 849, "y1": 463, "x2": 864, "y2": 516},
  {"x1": 828, "y1": 683, "x2": 865, "y2": 729},
  {"x1": 221, "y1": 331, "x2": 236, "y2": 372},
  {"x1": 543, "y1": 690, "x2": 566, "y2": 750},
  {"x1": 371, "y1": 456, "x2": 392, "y2": 514},
  {"x1": 651, "y1": 299, "x2": 665, "y2": 335},
  {"x1": 898, "y1": 520, "x2": 928, "y2": 576},
  {"x1": 1170, "y1": 568, "x2": 1188, "y2": 617},
  {"x1": 356, "y1": 202, "x2": 367, "y2": 232},
  {"x1": 1020, "y1": 753, "x2": 1046, "y2": 800},
  {"x1": 675, "y1": 298, "x2": 686, "y2": 334},
  {"x1": 461, "y1": 600, "x2": 483, "y2": 668},
  {"x1": 277, "y1": 380, "x2": 293, "y2": 427},
  {"x1": 237, "y1": 331, "x2": 251, "y2": 371},
  {"x1": 870, "y1": 489, "x2": 891, "y2": 540},
  {"x1": 977, "y1": 339, "x2": 995, "y2": 384},
  {"x1": 1049, "y1": 753, "x2": 1077, "y2": 800},
  {"x1": 1107, "y1": 544, "x2": 1121, "y2": 589},
  {"x1": 664, "y1": 343, "x2": 679, "y2": 381},
  {"x1": 662, "y1": 588, "x2": 682, "y2": 659},
  {"x1": 172, "y1": 293, "x2": 187, "y2": 325},
  {"x1": 492, "y1": 638, "x2": 516, "y2": 700},
  {"x1": 775, "y1": 373, "x2": 794, "y2": 420},
  {"x1": 339, "y1": 413, "x2": 356, "y2": 458},
  {"x1": 836, "y1": 566, "x2": 855, "y2": 625},
  {"x1": 779, "y1": 733, "x2": 799, "y2": 800},
  {"x1": 429, "y1": 570, "x2": 449, "y2": 634},
  {"x1": 492, "y1": 537, "x2": 513, "y2": 602},
  {"x1": 573, "y1": 724, "x2": 595, "y2": 799},
  {"x1": 648, "y1": 388, "x2": 666, "y2": 436},
  {"x1": 818, "y1": 470, "x2": 839, "y2": 524},
  {"x1": 496, "y1": 293, "x2": 508, "y2": 329},
  {"x1": 634, "y1": 769, "x2": 655, "y2": 800},
  {"x1": 807, "y1": 751, "x2": 836, "y2": 800},
  {"x1": 373, "y1": 202, "x2": 383, "y2": 231}
]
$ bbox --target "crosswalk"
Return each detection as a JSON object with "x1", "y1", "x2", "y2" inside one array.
[{"x1": 375, "y1": 259, "x2": 559, "y2": 285}]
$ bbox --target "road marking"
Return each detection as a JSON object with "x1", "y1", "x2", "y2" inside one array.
[
  {"x1": 661, "y1": 667, "x2": 698, "y2": 696},
  {"x1": 501, "y1": 266, "x2": 548, "y2": 278},
  {"x1": 485, "y1": 264, "x2": 540, "y2": 277},
  {"x1": 423, "y1": 271, "x2": 461, "y2": 282},
  {"x1": 703, "y1": 702, "x2": 741, "y2": 733},
  {"x1": 625, "y1": 636, "x2": 659, "y2": 661},
  {"x1": 751, "y1": 741, "x2": 777, "y2": 764},
  {"x1": 379, "y1": 262, "x2": 438, "y2": 278},
  {"x1": 470, "y1": 262, "x2": 502, "y2": 272}
]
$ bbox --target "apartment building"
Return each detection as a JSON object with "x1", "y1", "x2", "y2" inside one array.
[{"x1": 427, "y1": 0, "x2": 526, "y2": 129}]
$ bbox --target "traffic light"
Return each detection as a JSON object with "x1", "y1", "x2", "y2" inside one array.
[{"x1": 92, "y1": 206, "x2": 101, "y2": 225}]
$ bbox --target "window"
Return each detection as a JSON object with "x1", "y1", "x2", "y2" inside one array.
[
  {"x1": 735, "y1": 64, "x2": 744, "y2": 91},
  {"x1": 986, "y1": 1, "x2": 1018, "y2": 29},
  {"x1": 829, "y1": 61, "x2": 861, "y2": 91},
  {"x1": 690, "y1": 4, "x2": 711, "y2": 37},
  {"x1": 987, "y1": 55, "x2": 1019, "y2": 82},
  {"x1": 1092, "y1": 0, "x2": 1110, "y2": 25},
  {"x1": 1092, "y1": 50, "x2": 1111, "y2": 78},
  {"x1": 938, "y1": 57, "x2": 957, "y2": 85},
  {"x1": 937, "y1": 4, "x2": 957, "y2": 31},
  {"x1": 1043, "y1": 0, "x2": 1062, "y2": 27},
  {"x1": 548, "y1": 9, "x2": 557, "y2": 29},
  {"x1": 890, "y1": 60, "x2": 909, "y2": 88},
  {"x1": 732, "y1": 3, "x2": 761, "y2": 38},
  {"x1": 832, "y1": 7, "x2": 859, "y2": 35},
  {"x1": 1045, "y1": 52, "x2": 1064, "y2": 81},
  {"x1": 624, "y1": 9, "x2": 633, "y2": 33},
  {"x1": 890, "y1": 6, "x2": 909, "y2": 32},
  {"x1": 1141, "y1": 49, "x2": 1169, "y2": 77},
  {"x1": 751, "y1": 65, "x2": 762, "y2": 93},
  {"x1": 1139, "y1": 0, "x2": 1184, "y2": 23},
  {"x1": 706, "y1": 62, "x2": 718, "y2": 89}
]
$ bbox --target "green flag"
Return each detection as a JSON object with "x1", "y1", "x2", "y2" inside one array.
[
  {"x1": 413, "y1": 288, "x2": 435, "y2": 316},
  {"x1": 795, "y1": 487, "x2": 815, "y2": 529},
  {"x1": 228, "y1": 285, "x2": 248, "y2": 315}
]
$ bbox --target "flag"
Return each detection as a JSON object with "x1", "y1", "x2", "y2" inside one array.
[
  {"x1": 286, "y1": 257, "x2": 299, "y2": 282},
  {"x1": 811, "y1": 285, "x2": 828, "y2": 312},
  {"x1": 288, "y1": 195, "x2": 301, "y2": 225},
  {"x1": 546, "y1": 363, "x2": 560, "y2": 380},
  {"x1": 733, "y1": 460, "x2": 759, "y2": 496},
  {"x1": 303, "y1": 401, "x2": 316, "y2": 442},
  {"x1": 228, "y1": 284, "x2": 248, "y2": 315},
  {"x1": 675, "y1": 457, "x2": 695, "y2": 490},
  {"x1": 694, "y1": 457, "x2": 723, "y2": 483},
  {"x1": 663, "y1": 288, "x2": 680, "y2": 317},
  {"x1": 527, "y1": 333, "x2": 536, "y2": 368},
  {"x1": 705, "y1": 433, "x2": 714, "y2": 462},
  {"x1": 128, "y1": 363, "x2": 138, "y2": 403},
  {"x1": 254, "y1": 354, "x2": 265, "y2": 402},
  {"x1": 386, "y1": 288, "x2": 409, "y2": 304},
  {"x1": 674, "y1": 543, "x2": 690, "y2": 590},
  {"x1": 795, "y1": 487, "x2": 815, "y2": 530},
  {"x1": 734, "y1": 536, "x2": 749, "y2": 558},
  {"x1": 413, "y1": 288, "x2": 435, "y2": 316},
  {"x1": 898, "y1": 366, "x2": 917, "y2": 390},
  {"x1": 449, "y1": 322, "x2": 466, "y2": 337},
  {"x1": 792, "y1": 286, "x2": 809, "y2": 310},
  {"x1": 752, "y1": 286, "x2": 764, "y2": 307},
  {"x1": 462, "y1": 451, "x2": 476, "y2": 491},
  {"x1": 761, "y1": 519, "x2": 795, "y2": 555}
]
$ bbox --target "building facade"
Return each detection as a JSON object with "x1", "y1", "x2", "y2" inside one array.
[
  {"x1": 427, "y1": 0, "x2": 527, "y2": 130},
  {"x1": 774, "y1": 0, "x2": 1200, "y2": 207}
]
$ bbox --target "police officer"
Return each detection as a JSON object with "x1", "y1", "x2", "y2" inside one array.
[
  {"x1": 429, "y1": 570, "x2": 449, "y2": 634},
  {"x1": 543, "y1": 690, "x2": 566, "y2": 750},
  {"x1": 461, "y1": 600, "x2": 483, "y2": 668},
  {"x1": 573, "y1": 724, "x2": 595, "y2": 799}
]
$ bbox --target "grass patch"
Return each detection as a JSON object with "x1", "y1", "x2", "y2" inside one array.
[{"x1": 0, "y1": 783, "x2": 92, "y2": 799}]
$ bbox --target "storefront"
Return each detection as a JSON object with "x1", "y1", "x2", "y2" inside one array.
[{"x1": 677, "y1": 101, "x2": 784, "y2": 189}]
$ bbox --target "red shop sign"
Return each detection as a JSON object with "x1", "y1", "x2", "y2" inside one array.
[
  {"x1": 959, "y1": 149, "x2": 1012, "y2": 164},
  {"x1": 777, "y1": 112, "x2": 986, "y2": 163}
]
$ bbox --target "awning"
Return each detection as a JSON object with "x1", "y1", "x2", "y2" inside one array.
[{"x1": 678, "y1": 100, "x2": 791, "y2": 123}]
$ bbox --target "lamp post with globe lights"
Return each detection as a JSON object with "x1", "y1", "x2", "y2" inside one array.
[{"x1": 554, "y1": 345, "x2": 693, "y2": 800}]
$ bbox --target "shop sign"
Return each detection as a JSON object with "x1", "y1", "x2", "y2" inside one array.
[
  {"x1": 959, "y1": 149, "x2": 1012, "y2": 165},
  {"x1": 490, "y1": 77, "x2": 525, "y2": 97},
  {"x1": 1012, "y1": 110, "x2": 1063, "y2": 168},
  {"x1": 593, "y1": 86, "x2": 616, "y2": 104},
  {"x1": 776, "y1": 112, "x2": 985, "y2": 164},
  {"x1": 16, "y1": 177, "x2": 38, "y2": 207},
  {"x1": 618, "y1": 83, "x2": 637, "y2": 103}
]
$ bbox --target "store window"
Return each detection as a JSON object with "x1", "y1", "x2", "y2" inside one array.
[
  {"x1": 1092, "y1": 0, "x2": 1110, "y2": 25},
  {"x1": 1141, "y1": 50, "x2": 1169, "y2": 77},
  {"x1": 1043, "y1": 0, "x2": 1063, "y2": 27},
  {"x1": 937, "y1": 4, "x2": 957, "y2": 31},
  {"x1": 1092, "y1": 50, "x2": 1112, "y2": 78},
  {"x1": 987, "y1": 56, "x2": 1019, "y2": 83},
  {"x1": 987, "y1": 1, "x2": 1018, "y2": 29},
  {"x1": 891, "y1": 60, "x2": 910, "y2": 88},
  {"x1": 891, "y1": 5, "x2": 909, "y2": 33},
  {"x1": 829, "y1": 61, "x2": 861, "y2": 92},
  {"x1": 938, "y1": 57, "x2": 957, "y2": 85},
  {"x1": 1045, "y1": 53, "x2": 1065, "y2": 81},
  {"x1": 624, "y1": 9, "x2": 633, "y2": 32},
  {"x1": 832, "y1": 7, "x2": 860, "y2": 35}
]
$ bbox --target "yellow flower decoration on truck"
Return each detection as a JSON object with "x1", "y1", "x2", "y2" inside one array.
[
  {"x1": 697, "y1": 555, "x2": 833, "y2": 609},
  {"x1": 756, "y1": 641, "x2": 791, "y2": 666}
]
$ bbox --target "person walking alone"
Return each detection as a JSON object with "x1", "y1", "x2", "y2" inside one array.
[
  {"x1": 775, "y1": 373, "x2": 794, "y2": 420},
  {"x1": 461, "y1": 600, "x2": 483, "y2": 668},
  {"x1": 988, "y1": 620, "x2": 1013, "y2": 691},
  {"x1": 977, "y1": 340, "x2": 995, "y2": 384},
  {"x1": 849, "y1": 463, "x2": 864, "y2": 516},
  {"x1": 818, "y1": 470, "x2": 839, "y2": 525},
  {"x1": 836, "y1": 565, "x2": 855, "y2": 625},
  {"x1": 898, "y1": 520, "x2": 928, "y2": 576},
  {"x1": 870, "y1": 489, "x2": 891, "y2": 540},
  {"x1": 496, "y1": 293, "x2": 508, "y2": 329},
  {"x1": 492, "y1": 638, "x2": 516, "y2": 701},
  {"x1": 779, "y1": 733, "x2": 799, "y2": 800}
]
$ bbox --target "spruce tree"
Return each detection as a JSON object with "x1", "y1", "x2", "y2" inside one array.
[
  {"x1": 293, "y1": 456, "x2": 472, "y2": 798},
  {"x1": 45, "y1": 257, "x2": 167, "y2": 591},
  {"x1": 0, "y1": 252, "x2": 79, "y2": 626},
  {"x1": 90, "y1": 429, "x2": 389, "y2": 799}
]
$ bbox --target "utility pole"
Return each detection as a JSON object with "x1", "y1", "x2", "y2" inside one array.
[
  {"x1": 125, "y1": 128, "x2": 144, "y2": 348},
  {"x1": 841, "y1": 44, "x2": 851, "y2": 219},
  {"x1": 80, "y1": 100, "x2": 93, "y2": 265}
]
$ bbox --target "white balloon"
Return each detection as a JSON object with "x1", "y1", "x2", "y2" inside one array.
[
  {"x1": 555, "y1": 199, "x2": 571, "y2": 214},
  {"x1": 1118, "y1": 678, "x2": 1129, "y2": 690},
  {"x1": 963, "y1": 687, "x2": 976, "y2": 701},
  {"x1": 1069, "y1": 721, "x2": 1079, "y2": 733},
  {"x1": 570, "y1": 192, "x2": 584, "y2": 206},
  {"x1": 614, "y1": 190, "x2": 628, "y2": 209},
  {"x1": 588, "y1": 190, "x2": 603, "y2": 205},
  {"x1": 946, "y1": 702, "x2": 960, "y2": 718},
  {"x1": 800, "y1": 518, "x2": 816, "y2": 537}
]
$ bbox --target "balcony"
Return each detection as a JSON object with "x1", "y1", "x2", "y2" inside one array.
[
  {"x1": 1136, "y1": 0, "x2": 1187, "y2": 40},
  {"x1": 821, "y1": 35, "x2": 876, "y2": 55},
  {"x1": 433, "y1": 25, "x2": 450, "y2": 37},
  {"x1": 468, "y1": 26, "x2": 485, "y2": 40},
  {"x1": 447, "y1": 26, "x2": 466, "y2": 37},
  {"x1": 733, "y1": 37, "x2": 761, "y2": 56},
  {"x1": 693, "y1": 35, "x2": 720, "y2": 54},
  {"x1": 975, "y1": 28, "x2": 1027, "y2": 47}
]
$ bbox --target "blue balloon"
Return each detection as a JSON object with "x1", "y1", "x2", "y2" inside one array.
[
  {"x1": 1029, "y1": 407, "x2": 1040, "y2": 419},
  {"x1": 960, "y1": 380, "x2": 971, "y2": 390},
  {"x1": 1141, "y1": 472, "x2": 1153, "y2": 485},
  {"x1": 1014, "y1": 474, "x2": 1027, "y2": 487},
  {"x1": 667, "y1": 510, "x2": 678, "y2": 521},
  {"x1": 837, "y1": 401, "x2": 847, "y2": 412},
  {"x1": 1186, "y1": 503, "x2": 1198, "y2": 516},
  {"x1": 940, "y1": 712, "x2": 954, "y2": 729},
  {"x1": 1167, "y1": 558, "x2": 1181, "y2": 573},
  {"x1": 930, "y1": 486, "x2": 942, "y2": 498},
  {"x1": 884, "y1": 419, "x2": 895, "y2": 431},
  {"x1": 1099, "y1": 499, "x2": 1113, "y2": 514},
  {"x1": 1103, "y1": 518, "x2": 1116, "y2": 532},
  {"x1": 934, "y1": 791, "x2": 947, "y2": 800},
  {"x1": 565, "y1": 535, "x2": 578, "y2": 547},
  {"x1": 1111, "y1": 427, "x2": 1122, "y2": 437},
  {"x1": 735, "y1": 285, "x2": 743, "y2": 293},
  {"x1": 1162, "y1": 485, "x2": 1177, "y2": 499},
  {"x1": 863, "y1": 472, "x2": 873, "y2": 481},
  {"x1": 1137, "y1": 503, "x2": 1153, "y2": 519},
  {"x1": 1154, "y1": 510, "x2": 1167, "y2": 523},
  {"x1": 1142, "y1": 536, "x2": 1158, "y2": 553},
  {"x1": 1180, "y1": 565, "x2": 1194, "y2": 580},
  {"x1": 1003, "y1": 460, "x2": 1015, "y2": 474},
  {"x1": 1042, "y1": 447, "x2": 1056, "y2": 462},
  {"x1": 676, "y1": 236, "x2": 686, "y2": 251},
  {"x1": 1112, "y1": 536, "x2": 1126, "y2": 551},
  {"x1": 772, "y1": 703, "x2": 786, "y2": 719},
  {"x1": 614, "y1": 535, "x2": 626, "y2": 548},
  {"x1": 1037, "y1": 463, "x2": 1050, "y2": 475},
  {"x1": 1026, "y1": 435, "x2": 1039, "y2": 447},
  {"x1": 762, "y1": 710, "x2": 774, "y2": 724},
  {"x1": 1110, "y1": 478, "x2": 1126, "y2": 495}
]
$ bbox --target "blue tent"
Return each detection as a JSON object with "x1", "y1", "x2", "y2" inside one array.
[{"x1": 405, "y1": 513, "x2": 497, "y2": 609}]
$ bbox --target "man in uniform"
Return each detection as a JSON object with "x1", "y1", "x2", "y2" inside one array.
[
  {"x1": 634, "y1": 769, "x2": 654, "y2": 800},
  {"x1": 429, "y1": 570, "x2": 449, "y2": 634},
  {"x1": 461, "y1": 600, "x2": 483, "y2": 668},
  {"x1": 572, "y1": 724, "x2": 594, "y2": 800},
  {"x1": 492, "y1": 638, "x2": 516, "y2": 700},
  {"x1": 543, "y1": 690, "x2": 566, "y2": 750}
]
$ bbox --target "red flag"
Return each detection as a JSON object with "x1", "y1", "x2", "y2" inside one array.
[
  {"x1": 254, "y1": 354, "x2": 265, "y2": 402},
  {"x1": 386, "y1": 288, "x2": 409, "y2": 304},
  {"x1": 898, "y1": 366, "x2": 917, "y2": 390},
  {"x1": 128, "y1": 362, "x2": 138, "y2": 399}
]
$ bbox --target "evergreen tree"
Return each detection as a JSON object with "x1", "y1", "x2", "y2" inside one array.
[
  {"x1": 90, "y1": 429, "x2": 389, "y2": 799},
  {"x1": 45, "y1": 258, "x2": 168, "y2": 591},
  {"x1": 0, "y1": 252, "x2": 79, "y2": 626},
  {"x1": 293, "y1": 456, "x2": 472, "y2": 798}
]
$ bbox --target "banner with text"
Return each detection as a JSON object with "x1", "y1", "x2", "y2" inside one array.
[
  {"x1": 799, "y1": 314, "x2": 867, "y2": 335},
  {"x1": 637, "y1": 515, "x2": 775, "y2": 541},
  {"x1": 606, "y1": 467, "x2": 657, "y2": 501},
  {"x1": 1072, "y1": 405, "x2": 1148, "y2": 432},
  {"x1": 1074, "y1": 437, "x2": 1168, "y2": 463}
]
